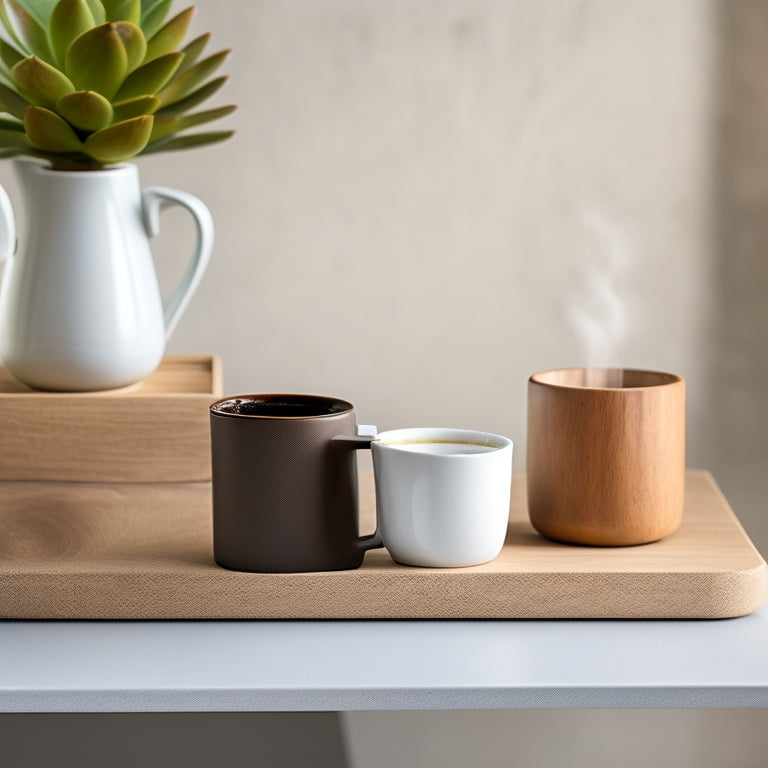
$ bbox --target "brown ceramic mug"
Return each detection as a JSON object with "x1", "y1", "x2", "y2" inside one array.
[
  {"x1": 526, "y1": 368, "x2": 685, "y2": 546},
  {"x1": 210, "y1": 394, "x2": 381, "y2": 572}
]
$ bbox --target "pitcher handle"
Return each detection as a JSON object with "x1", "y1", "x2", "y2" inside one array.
[
  {"x1": 0, "y1": 183, "x2": 16, "y2": 263},
  {"x1": 142, "y1": 186, "x2": 213, "y2": 340}
]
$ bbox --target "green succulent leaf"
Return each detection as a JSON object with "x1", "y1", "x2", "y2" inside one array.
[
  {"x1": 6, "y1": 0, "x2": 58, "y2": 26},
  {"x1": 49, "y1": 0, "x2": 95, "y2": 69},
  {"x1": 112, "y1": 50, "x2": 180, "y2": 101},
  {"x1": 0, "y1": 0, "x2": 235, "y2": 167},
  {"x1": 82, "y1": 113, "x2": 151, "y2": 162},
  {"x1": 146, "y1": 110, "x2": 176, "y2": 141},
  {"x1": 0, "y1": 115, "x2": 24, "y2": 134},
  {"x1": 12, "y1": 55, "x2": 74, "y2": 108},
  {"x1": 157, "y1": 50, "x2": 229, "y2": 108},
  {"x1": 177, "y1": 32, "x2": 209, "y2": 74},
  {"x1": 155, "y1": 73, "x2": 226, "y2": 115},
  {"x1": 57, "y1": 89, "x2": 112, "y2": 131},
  {"x1": 143, "y1": 129, "x2": 233, "y2": 154},
  {"x1": 114, "y1": 20, "x2": 146, "y2": 72},
  {"x1": 144, "y1": 5, "x2": 194, "y2": 62},
  {"x1": 111, "y1": 92, "x2": 158, "y2": 121},
  {"x1": 101, "y1": 0, "x2": 139, "y2": 24},
  {"x1": 0, "y1": 80, "x2": 30, "y2": 118},
  {"x1": 24, "y1": 103, "x2": 82, "y2": 151},
  {"x1": 0, "y1": 145, "x2": 29, "y2": 157},
  {"x1": 149, "y1": 103, "x2": 235, "y2": 142},
  {"x1": 0, "y1": 3, "x2": 24, "y2": 51},
  {"x1": 0, "y1": 39, "x2": 25, "y2": 71},
  {"x1": 0, "y1": 124, "x2": 33, "y2": 148},
  {"x1": 185, "y1": 103, "x2": 236, "y2": 125},
  {"x1": 139, "y1": 0, "x2": 172, "y2": 40},
  {"x1": 65, "y1": 22, "x2": 129, "y2": 98},
  {"x1": 2, "y1": 0, "x2": 56, "y2": 61},
  {"x1": 83, "y1": 0, "x2": 104, "y2": 23}
]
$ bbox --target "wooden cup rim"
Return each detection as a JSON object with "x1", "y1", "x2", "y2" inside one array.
[{"x1": 529, "y1": 368, "x2": 683, "y2": 390}]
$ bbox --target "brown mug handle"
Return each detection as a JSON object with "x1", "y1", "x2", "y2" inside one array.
[{"x1": 332, "y1": 429, "x2": 382, "y2": 553}]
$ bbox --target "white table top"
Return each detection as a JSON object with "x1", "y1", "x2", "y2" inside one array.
[{"x1": 2, "y1": 606, "x2": 767, "y2": 712}]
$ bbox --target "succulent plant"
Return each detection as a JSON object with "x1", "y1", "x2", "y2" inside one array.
[{"x1": 0, "y1": 0, "x2": 235, "y2": 169}]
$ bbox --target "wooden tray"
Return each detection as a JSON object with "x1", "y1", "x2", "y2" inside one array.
[
  {"x1": 0, "y1": 471, "x2": 765, "y2": 619},
  {"x1": 0, "y1": 355, "x2": 222, "y2": 483}
]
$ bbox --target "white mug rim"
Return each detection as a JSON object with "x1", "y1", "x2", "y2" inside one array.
[{"x1": 373, "y1": 427, "x2": 512, "y2": 455}]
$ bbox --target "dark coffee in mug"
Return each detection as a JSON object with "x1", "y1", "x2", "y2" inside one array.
[
  {"x1": 215, "y1": 396, "x2": 349, "y2": 418},
  {"x1": 210, "y1": 394, "x2": 381, "y2": 573}
]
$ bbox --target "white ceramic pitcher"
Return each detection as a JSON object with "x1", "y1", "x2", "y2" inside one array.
[{"x1": 0, "y1": 159, "x2": 212, "y2": 391}]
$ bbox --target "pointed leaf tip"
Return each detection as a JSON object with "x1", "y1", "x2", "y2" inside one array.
[
  {"x1": 50, "y1": 0, "x2": 96, "y2": 68},
  {"x1": 83, "y1": 114, "x2": 153, "y2": 162},
  {"x1": 114, "y1": 21, "x2": 147, "y2": 72},
  {"x1": 24, "y1": 104, "x2": 83, "y2": 153},
  {"x1": 12, "y1": 55, "x2": 75, "y2": 109},
  {"x1": 157, "y1": 50, "x2": 229, "y2": 108},
  {"x1": 177, "y1": 31, "x2": 209, "y2": 73},
  {"x1": 113, "y1": 51, "x2": 182, "y2": 102},
  {"x1": 144, "y1": 129, "x2": 234, "y2": 154},
  {"x1": 144, "y1": 6, "x2": 196, "y2": 62},
  {"x1": 65, "y1": 22, "x2": 130, "y2": 99},
  {"x1": 57, "y1": 90, "x2": 113, "y2": 132}
]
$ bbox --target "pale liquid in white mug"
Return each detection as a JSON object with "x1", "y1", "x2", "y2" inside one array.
[{"x1": 378, "y1": 439, "x2": 499, "y2": 455}]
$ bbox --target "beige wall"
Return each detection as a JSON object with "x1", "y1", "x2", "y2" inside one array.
[
  {"x1": 148, "y1": 0, "x2": 766, "y2": 555},
  {"x1": 159, "y1": 0, "x2": 719, "y2": 468},
  {"x1": 146, "y1": 2, "x2": 768, "y2": 765},
  {"x1": 2, "y1": 0, "x2": 766, "y2": 766},
  {"x1": 144, "y1": 1, "x2": 768, "y2": 765}
]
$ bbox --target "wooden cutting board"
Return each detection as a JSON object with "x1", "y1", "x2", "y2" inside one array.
[{"x1": 0, "y1": 471, "x2": 765, "y2": 619}]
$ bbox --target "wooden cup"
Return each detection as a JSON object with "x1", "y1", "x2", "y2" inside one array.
[{"x1": 526, "y1": 368, "x2": 685, "y2": 546}]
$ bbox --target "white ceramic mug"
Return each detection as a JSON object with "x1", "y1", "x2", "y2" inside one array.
[{"x1": 371, "y1": 427, "x2": 513, "y2": 567}]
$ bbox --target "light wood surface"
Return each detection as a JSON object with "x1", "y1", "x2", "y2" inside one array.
[
  {"x1": 0, "y1": 471, "x2": 764, "y2": 619},
  {"x1": 0, "y1": 355, "x2": 222, "y2": 483}
]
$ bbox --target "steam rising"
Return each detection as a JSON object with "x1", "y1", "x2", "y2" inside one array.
[{"x1": 568, "y1": 205, "x2": 630, "y2": 387}]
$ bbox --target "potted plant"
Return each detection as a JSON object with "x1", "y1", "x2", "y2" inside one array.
[{"x1": 0, "y1": 0, "x2": 235, "y2": 391}]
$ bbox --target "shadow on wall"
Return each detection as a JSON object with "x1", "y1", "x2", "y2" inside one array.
[{"x1": 707, "y1": 0, "x2": 768, "y2": 555}]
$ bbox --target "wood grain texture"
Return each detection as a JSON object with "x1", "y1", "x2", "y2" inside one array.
[
  {"x1": 0, "y1": 471, "x2": 764, "y2": 619},
  {"x1": 0, "y1": 356, "x2": 222, "y2": 483},
  {"x1": 527, "y1": 369, "x2": 686, "y2": 546}
]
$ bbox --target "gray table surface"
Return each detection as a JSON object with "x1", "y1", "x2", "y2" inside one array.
[{"x1": 1, "y1": 605, "x2": 767, "y2": 712}]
